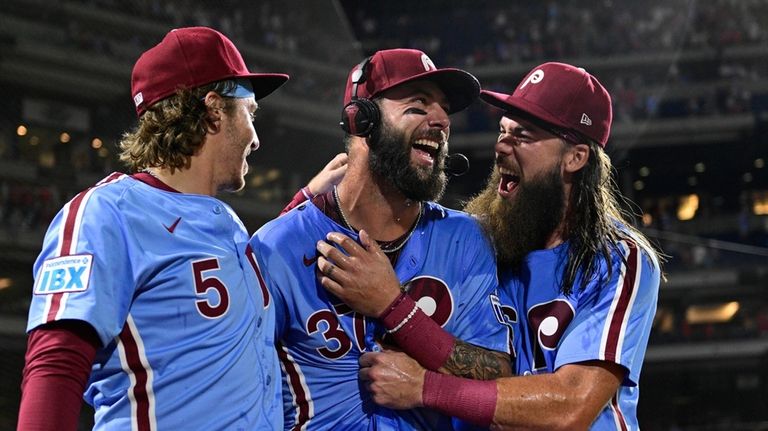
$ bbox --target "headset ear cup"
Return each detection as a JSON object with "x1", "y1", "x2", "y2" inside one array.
[{"x1": 340, "y1": 98, "x2": 380, "y2": 137}]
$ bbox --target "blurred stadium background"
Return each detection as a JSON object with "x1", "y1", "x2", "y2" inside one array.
[{"x1": 1, "y1": 0, "x2": 767, "y2": 429}]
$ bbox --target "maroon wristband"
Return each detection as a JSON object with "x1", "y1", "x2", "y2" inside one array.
[
  {"x1": 379, "y1": 293, "x2": 455, "y2": 371},
  {"x1": 422, "y1": 371, "x2": 497, "y2": 427},
  {"x1": 379, "y1": 292, "x2": 413, "y2": 326}
]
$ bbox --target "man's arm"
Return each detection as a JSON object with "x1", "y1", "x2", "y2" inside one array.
[
  {"x1": 318, "y1": 230, "x2": 512, "y2": 379},
  {"x1": 280, "y1": 153, "x2": 347, "y2": 215},
  {"x1": 359, "y1": 351, "x2": 623, "y2": 431},
  {"x1": 18, "y1": 320, "x2": 100, "y2": 431}
]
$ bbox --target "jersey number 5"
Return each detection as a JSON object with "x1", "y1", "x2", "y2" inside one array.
[{"x1": 192, "y1": 258, "x2": 230, "y2": 319}]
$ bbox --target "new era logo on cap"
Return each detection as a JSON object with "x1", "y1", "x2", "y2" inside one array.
[{"x1": 479, "y1": 62, "x2": 613, "y2": 147}]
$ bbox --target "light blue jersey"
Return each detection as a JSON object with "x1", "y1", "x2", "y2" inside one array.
[
  {"x1": 499, "y1": 234, "x2": 660, "y2": 430},
  {"x1": 26, "y1": 173, "x2": 282, "y2": 431},
  {"x1": 251, "y1": 200, "x2": 506, "y2": 431}
]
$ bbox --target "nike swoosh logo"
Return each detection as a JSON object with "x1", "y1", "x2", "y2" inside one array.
[
  {"x1": 303, "y1": 254, "x2": 318, "y2": 267},
  {"x1": 163, "y1": 217, "x2": 182, "y2": 233}
]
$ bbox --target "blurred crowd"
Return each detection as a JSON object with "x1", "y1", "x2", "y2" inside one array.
[
  {"x1": 345, "y1": 0, "x2": 768, "y2": 130},
  {"x1": 346, "y1": 0, "x2": 768, "y2": 67}
]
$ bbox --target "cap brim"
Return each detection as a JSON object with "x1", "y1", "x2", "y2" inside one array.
[
  {"x1": 244, "y1": 73, "x2": 290, "y2": 101},
  {"x1": 385, "y1": 69, "x2": 480, "y2": 114},
  {"x1": 480, "y1": 89, "x2": 569, "y2": 131}
]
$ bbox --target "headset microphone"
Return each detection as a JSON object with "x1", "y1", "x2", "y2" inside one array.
[{"x1": 444, "y1": 153, "x2": 470, "y2": 176}]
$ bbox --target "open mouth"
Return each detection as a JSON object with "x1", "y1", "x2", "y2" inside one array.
[
  {"x1": 412, "y1": 138, "x2": 440, "y2": 164},
  {"x1": 498, "y1": 167, "x2": 520, "y2": 197}
]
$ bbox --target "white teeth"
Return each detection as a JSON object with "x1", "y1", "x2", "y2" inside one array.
[
  {"x1": 413, "y1": 139, "x2": 439, "y2": 149},
  {"x1": 499, "y1": 167, "x2": 516, "y2": 176}
]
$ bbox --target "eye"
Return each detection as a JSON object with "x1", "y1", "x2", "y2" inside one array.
[{"x1": 405, "y1": 107, "x2": 427, "y2": 115}]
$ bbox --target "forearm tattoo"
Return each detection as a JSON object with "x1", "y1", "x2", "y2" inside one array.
[{"x1": 441, "y1": 340, "x2": 512, "y2": 380}]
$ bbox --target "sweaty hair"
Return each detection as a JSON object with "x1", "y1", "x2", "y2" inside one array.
[
  {"x1": 118, "y1": 80, "x2": 238, "y2": 172},
  {"x1": 562, "y1": 140, "x2": 663, "y2": 296}
]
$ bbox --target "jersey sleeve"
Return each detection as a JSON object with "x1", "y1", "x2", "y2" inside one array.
[
  {"x1": 27, "y1": 189, "x2": 136, "y2": 347},
  {"x1": 448, "y1": 223, "x2": 508, "y2": 354},
  {"x1": 554, "y1": 240, "x2": 660, "y2": 385}
]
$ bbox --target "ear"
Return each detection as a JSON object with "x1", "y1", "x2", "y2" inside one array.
[
  {"x1": 563, "y1": 143, "x2": 590, "y2": 173},
  {"x1": 203, "y1": 91, "x2": 224, "y2": 133}
]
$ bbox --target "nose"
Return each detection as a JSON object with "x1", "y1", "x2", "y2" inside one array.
[
  {"x1": 427, "y1": 105, "x2": 450, "y2": 130},
  {"x1": 495, "y1": 134, "x2": 516, "y2": 156},
  {"x1": 251, "y1": 130, "x2": 260, "y2": 151}
]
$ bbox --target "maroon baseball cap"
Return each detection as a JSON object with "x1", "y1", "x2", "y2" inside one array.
[
  {"x1": 343, "y1": 49, "x2": 480, "y2": 114},
  {"x1": 480, "y1": 62, "x2": 613, "y2": 147},
  {"x1": 131, "y1": 27, "x2": 289, "y2": 117}
]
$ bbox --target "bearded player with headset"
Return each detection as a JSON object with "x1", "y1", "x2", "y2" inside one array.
[{"x1": 250, "y1": 48, "x2": 513, "y2": 430}]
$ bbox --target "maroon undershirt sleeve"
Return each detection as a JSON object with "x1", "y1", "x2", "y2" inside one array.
[
  {"x1": 18, "y1": 320, "x2": 100, "y2": 431},
  {"x1": 280, "y1": 187, "x2": 313, "y2": 215}
]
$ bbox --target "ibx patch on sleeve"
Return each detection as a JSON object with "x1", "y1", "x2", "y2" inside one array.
[{"x1": 34, "y1": 254, "x2": 93, "y2": 295}]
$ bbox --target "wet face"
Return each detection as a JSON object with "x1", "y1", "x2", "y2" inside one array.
[
  {"x1": 368, "y1": 81, "x2": 451, "y2": 201},
  {"x1": 494, "y1": 115, "x2": 569, "y2": 204},
  {"x1": 217, "y1": 97, "x2": 259, "y2": 193},
  {"x1": 464, "y1": 115, "x2": 569, "y2": 269}
]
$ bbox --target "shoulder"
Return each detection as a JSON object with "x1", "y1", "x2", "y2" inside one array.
[
  {"x1": 423, "y1": 202, "x2": 484, "y2": 233},
  {"x1": 613, "y1": 229, "x2": 662, "y2": 275},
  {"x1": 64, "y1": 173, "x2": 135, "y2": 217},
  {"x1": 253, "y1": 201, "x2": 325, "y2": 245}
]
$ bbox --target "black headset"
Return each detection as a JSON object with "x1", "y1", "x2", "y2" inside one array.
[{"x1": 339, "y1": 56, "x2": 380, "y2": 137}]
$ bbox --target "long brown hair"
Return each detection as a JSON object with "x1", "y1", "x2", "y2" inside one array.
[
  {"x1": 561, "y1": 140, "x2": 663, "y2": 296},
  {"x1": 118, "y1": 80, "x2": 238, "y2": 172}
]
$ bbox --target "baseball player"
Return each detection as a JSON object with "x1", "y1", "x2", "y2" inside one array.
[
  {"x1": 250, "y1": 49, "x2": 512, "y2": 430},
  {"x1": 352, "y1": 62, "x2": 662, "y2": 430},
  {"x1": 18, "y1": 27, "x2": 288, "y2": 430}
]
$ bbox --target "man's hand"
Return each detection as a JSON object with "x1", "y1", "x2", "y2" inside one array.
[
  {"x1": 306, "y1": 153, "x2": 348, "y2": 196},
  {"x1": 316, "y1": 230, "x2": 401, "y2": 317},
  {"x1": 359, "y1": 351, "x2": 426, "y2": 410}
]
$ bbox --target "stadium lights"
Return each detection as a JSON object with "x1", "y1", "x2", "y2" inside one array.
[
  {"x1": 17, "y1": 125, "x2": 28, "y2": 136},
  {"x1": 0, "y1": 278, "x2": 13, "y2": 290},
  {"x1": 677, "y1": 194, "x2": 698, "y2": 220},
  {"x1": 754, "y1": 194, "x2": 768, "y2": 215},
  {"x1": 685, "y1": 301, "x2": 740, "y2": 324}
]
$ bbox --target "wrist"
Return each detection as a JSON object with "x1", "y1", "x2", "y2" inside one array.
[
  {"x1": 379, "y1": 293, "x2": 455, "y2": 371},
  {"x1": 422, "y1": 371, "x2": 497, "y2": 427},
  {"x1": 379, "y1": 292, "x2": 413, "y2": 323},
  {"x1": 301, "y1": 186, "x2": 316, "y2": 200}
]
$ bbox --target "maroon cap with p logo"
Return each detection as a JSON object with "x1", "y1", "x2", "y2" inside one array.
[
  {"x1": 131, "y1": 27, "x2": 289, "y2": 117},
  {"x1": 480, "y1": 62, "x2": 613, "y2": 147},
  {"x1": 342, "y1": 49, "x2": 480, "y2": 114}
]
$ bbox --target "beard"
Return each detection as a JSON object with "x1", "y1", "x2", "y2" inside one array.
[
  {"x1": 464, "y1": 165, "x2": 565, "y2": 271},
  {"x1": 367, "y1": 119, "x2": 447, "y2": 202}
]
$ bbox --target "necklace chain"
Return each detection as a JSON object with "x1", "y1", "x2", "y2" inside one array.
[{"x1": 333, "y1": 186, "x2": 422, "y2": 254}]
